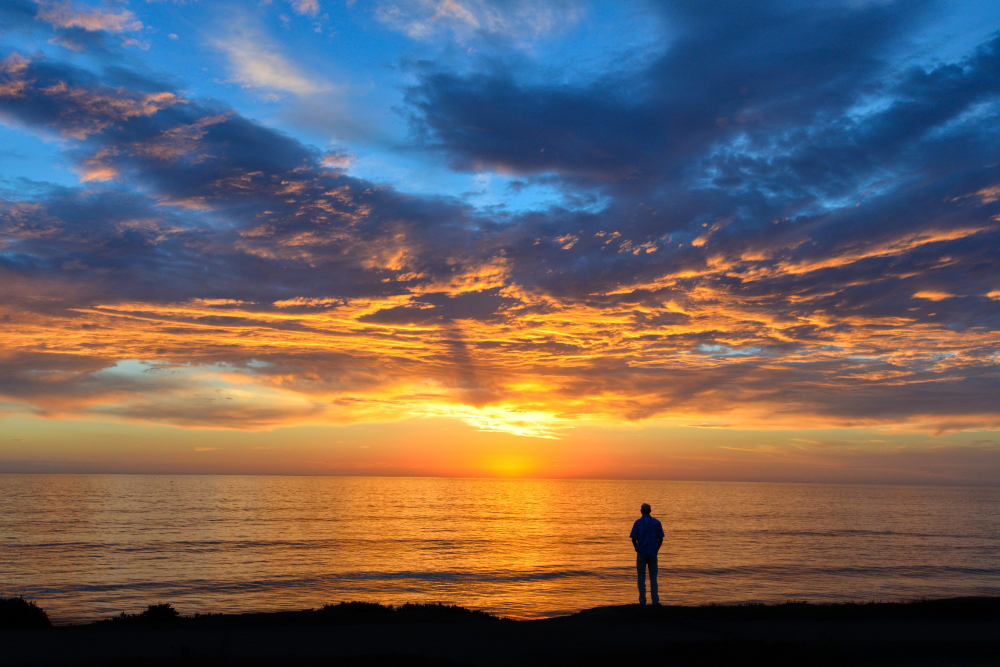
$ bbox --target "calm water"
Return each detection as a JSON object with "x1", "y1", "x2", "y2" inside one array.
[{"x1": 2, "y1": 475, "x2": 999, "y2": 624}]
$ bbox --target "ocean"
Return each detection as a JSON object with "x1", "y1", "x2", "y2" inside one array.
[{"x1": 2, "y1": 475, "x2": 999, "y2": 624}]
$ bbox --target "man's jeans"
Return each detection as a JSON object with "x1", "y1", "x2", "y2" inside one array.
[{"x1": 636, "y1": 553, "x2": 658, "y2": 605}]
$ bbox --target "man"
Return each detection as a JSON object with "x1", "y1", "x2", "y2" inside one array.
[{"x1": 629, "y1": 502, "x2": 664, "y2": 606}]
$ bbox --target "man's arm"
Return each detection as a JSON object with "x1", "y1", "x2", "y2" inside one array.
[
  {"x1": 657, "y1": 537, "x2": 663, "y2": 551},
  {"x1": 632, "y1": 537, "x2": 639, "y2": 551}
]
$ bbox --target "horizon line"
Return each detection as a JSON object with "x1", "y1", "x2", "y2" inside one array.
[{"x1": 1, "y1": 471, "x2": 998, "y2": 489}]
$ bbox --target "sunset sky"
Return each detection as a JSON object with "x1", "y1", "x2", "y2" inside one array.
[{"x1": 2, "y1": 0, "x2": 999, "y2": 483}]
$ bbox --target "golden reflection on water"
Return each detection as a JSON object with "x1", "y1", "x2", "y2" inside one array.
[{"x1": 2, "y1": 475, "x2": 999, "y2": 623}]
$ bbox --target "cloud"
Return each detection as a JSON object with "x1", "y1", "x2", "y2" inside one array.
[
  {"x1": 34, "y1": 1, "x2": 143, "y2": 33},
  {"x1": 913, "y1": 291, "x2": 954, "y2": 301},
  {"x1": 1, "y1": 5, "x2": 1000, "y2": 439},
  {"x1": 0, "y1": 53, "x2": 179, "y2": 138},
  {"x1": 0, "y1": 1, "x2": 149, "y2": 53},
  {"x1": 409, "y1": 1, "x2": 973, "y2": 195},
  {"x1": 374, "y1": 0, "x2": 582, "y2": 42},
  {"x1": 288, "y1": 0, "x2": 319, "y2": 17},
  {"x1": 212, "y1": 27, "x2": 330, "y2": 96}
]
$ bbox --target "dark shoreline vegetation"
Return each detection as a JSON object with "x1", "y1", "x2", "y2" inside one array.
[{"x1": 3, "y1": 597, "x2": 1000, "y2": 665}]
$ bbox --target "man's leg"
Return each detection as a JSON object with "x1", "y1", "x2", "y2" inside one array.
[
  {"x1": 636, "y1": 554, "x2": 647, "y2": 605},
  {"x1": 648, "y1": 555, "x2": 659, "y2": 605}
]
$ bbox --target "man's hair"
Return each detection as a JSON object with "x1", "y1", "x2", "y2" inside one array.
[{"x1": 640, "y1": 503, "x2": 651, "y2": 514}]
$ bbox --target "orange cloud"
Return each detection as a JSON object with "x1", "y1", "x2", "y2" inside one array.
[
  {"x1": 912, "y1": 291, "x2": 953, "y2": 301},
  {"x1": 34, "y1": 1, "x2": 143, "y2": 33},
  {"x1": 2, "y1": 267, "x2": 998, "y2": 439}
]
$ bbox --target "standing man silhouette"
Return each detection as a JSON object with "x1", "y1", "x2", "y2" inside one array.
[{"x1": 630, "y1": 503, "x2": 664, "y2": 606}]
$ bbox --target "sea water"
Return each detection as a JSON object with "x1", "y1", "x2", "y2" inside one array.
[{"x1": 2, "y1": 475, "x2": 999, "y2": 623}]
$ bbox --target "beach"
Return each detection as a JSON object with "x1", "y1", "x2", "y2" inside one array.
[{"x1": 5, "y1": 598, "x2": 1000, "y2": 666}]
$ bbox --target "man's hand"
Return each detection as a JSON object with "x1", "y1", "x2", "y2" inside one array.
[
  {"x1": 657, "y1": 537, "x2": 663, "y2": 551},
  {"x1": 632, "y1": 538, "x2": 639, "y2": 552}
]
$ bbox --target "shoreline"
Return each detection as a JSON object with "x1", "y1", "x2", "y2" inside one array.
[{"x1": 5, "y1": 597, "x2": 1000, "y2": 665}]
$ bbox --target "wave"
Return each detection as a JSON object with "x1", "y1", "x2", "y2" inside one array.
[{"x1": 14, "y1": 562, "x2": 1000, "y2": 599}]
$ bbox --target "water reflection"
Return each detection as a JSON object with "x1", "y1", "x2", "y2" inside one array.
[{"x1": 2, "y1": 475, "x2": 999, "y2": 623}]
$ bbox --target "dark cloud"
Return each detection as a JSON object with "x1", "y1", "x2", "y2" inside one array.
[
  {"x1": 0, "y1": 54, "x2": 503, "y2": 307},
  {"x1": 0, "y1": 0, "x2": 37, "y2": 28},
  {"x1": 47, "y1": 27, "x2": 111, "y2": 53},
  {"x1": 408, "y1": 1, "x2": 931, "y2": 187},
  {"x1": 1, "y1": 0, "x2": 143, "y2": 57},
  {"x1": 404, "y1": 4, "x2": 1000, "y2": 331}
]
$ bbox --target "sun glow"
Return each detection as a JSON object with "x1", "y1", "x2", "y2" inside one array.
[
  {"x1": 416, "y1": 404, "x2": 569, "y2": 439},
  {"x1": 482, "y1": 455, "x2": 537, "y2": 477}
]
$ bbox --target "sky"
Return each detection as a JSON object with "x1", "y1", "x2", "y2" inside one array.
[{"x1": 1, "y1": 0, "x2": 999, "y2": 484}]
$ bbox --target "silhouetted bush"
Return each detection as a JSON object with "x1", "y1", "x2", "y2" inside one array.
[
  {"x1": 320, "y1": 601, "x2": 395, "y2": 617},
  {"x1": 107, "y1": 603, "x2": 181, "y2": 626},
  {"x1": 0, "y1": 597, "x2": 52, "y2": 628},
  {"x1": 140, "y1": 603, "x2": 180, "y2": 623},
  {"x1": 396, "y1": 602, "x2": 502, "y2": 622},
  {"x1": 316, "y1": 601, "x2": 502, "y2": 624}
]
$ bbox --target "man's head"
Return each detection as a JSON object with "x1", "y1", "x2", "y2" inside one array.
[{"x1": 640, "y1": 503, "x2": 651, "y2": 515}]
